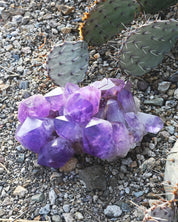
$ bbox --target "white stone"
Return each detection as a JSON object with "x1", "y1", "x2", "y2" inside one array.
[
  {"x1": 49, "y1": 189, "x2": 57, "y2": 205},
  {"x1": 104, "y1": 205, "x2": 122, "y2": 217},
  {"x1": 174, "y1": 88, "x2": 178, "y2": 99},
  {"x1": 13, "y1": 185, "x2": 28, "y2": 198},
  {"x1": 75, "y1": 212, "x2": 83, "y2": 220}
]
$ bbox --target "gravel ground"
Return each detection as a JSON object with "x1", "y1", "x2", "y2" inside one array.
[{"x1": 0, "y1": 1, "x2": 177, "y2": 222}]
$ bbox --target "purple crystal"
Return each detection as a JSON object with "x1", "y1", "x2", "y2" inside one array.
[
  {"x1": 112, "y1": 122, "x2": 134, "y2": 158},
  {"x1": 91, "y1": 78, "x2": 125, "y2": 99},
  {"x1": 137, "y1": 112, "x2": 163, "y2": 134},
  {"x1": 54, "y1": 116, "x2": 82, "y2": 142},
  {"x1": 79, "y1": 86, "x2": 101, "y2": 115},
  {"x1": 105, "y1": 99, "x2": 125, "y2": 123},
  {"x1": 64, "y1": 82, "x2": 80, "y2": 98},
  {"x1": 45, "y1": 87, "x2": 64, "y2": 111},
  {"x1": 64, "y1": 86, "x2": 100, "y2": 125},
  {"x1": 37, "y1": 137, "x2": 74, "y2": 168},
  {"x1": 83, "y1": 118, "x2": 114, "y2": 160},
  {"x1": 117, "y1": 89, "x2": 137, "y2": 113},
  {"x1": 15, "y1": 117, "x2": 54, "y2": 153},
  {"x1": 64, "y1": 93, "x2": 93, "y2": 125},
  {"x1": 124, "y1": 112, "x2": 145, "y2": 143},
  {"x1": 18, "y1": 95, "x2": 50, "y2": 123},
  {"x1": 15, "y1": 78, "x2": 164, "y2": 168}
]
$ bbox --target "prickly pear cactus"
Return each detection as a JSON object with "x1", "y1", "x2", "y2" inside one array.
[
  {"x1": 119, "y1": 20, "x2": 178, "y2": 76},
  {"x1": 80, "y1": 0, "x2": 139, "y2": 46},
  {"x1": 137, "y1": 0, "x2": 177, "y2": 14},
  {"x1": 164, "y1": 140, "x2": 178, "y2": 201},
  {"x1": 46, "y1": 41, "x2": 89, "y2": 86},
  {"x1": 143, "y1": 200, "x2": 177, "y2": 222}
]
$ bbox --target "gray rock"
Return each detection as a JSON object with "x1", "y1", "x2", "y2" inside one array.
[
  {"x1": 79, "y1": 165, "x2": 106, "y2": 191},
  {"x1": 31, "y1": 193, "x2": 45, "y2": 202},
  {"x1": 19, "y1": 81, "x2": 29, "y2": 89},
  {"x1": 75, "y1": 212, "x2": 84, "y2": 220},
  {"x1": 125, "y1": 187, "x2": 130, "y2": 194},
  {"x1": 158, "y1": 81, "x2": 171, "y2": 93},
  {"x1": 134, "y1": 191, "x2": 144, "y2": 197},
  {"x1": 137, "y1": 80, "x2": 148, "y2": 91},
  {"x1": 17, "y1": 66, "x2": 24, "y2": 73},
  {"x1": 63, "y1": 204, "x2": 70, "y2": 213},
  {"x1": 39, "y1": 204, "x2": 50, "y2": 215},
  {"x1": 49, "y1": 189, "x2": 57, "y2": 205},
  {"x1": 0, "y1": 208, "x2": 5, "y2": 216},
  {"x1": 174, "y1": 88, "x2": 178, "y2": 99},
  {"x1": 13, "y1": 185, "x2": 28, "y2": 198},
  {"x1": 52, "y1": 215, "x2": 62, "y2": 222},
  {"x1": 62, "y1": 213, "x2": 73, "y2": 222},
  {"x1": 140, "y1": 157, "x2": 156, "y2": 172},
  {"x1": 166, "y1": 125, "x2": 175, "y2": 135},
  {"x1": 116, "y1": 201, "x2": 131, "y2": 212},
  {"x1": 22, "y1": 16, "x2": 30, "y2": 25},
  {"x1": 12, "y1": 15, "x2": 23, "y2": 23},
  {"x1": 17, "y1": 153, "x2": 25, "y2": 163},
  {"x1": 104, "y1": 205, "x2": 122, "y2": 218},
  {"x1": 144, "y1": 98, "x2": 164, "y2": 106},
  {"x1": 0, "y1": 168, "x2": 4, "y2": 174},
  {"x1": 168, "y1": 71, "x2": 178, "y2": 83}
]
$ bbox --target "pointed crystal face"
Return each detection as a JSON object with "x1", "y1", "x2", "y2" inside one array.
[
  {"x1": 117, "y1": 89, "x2": 137, "y2": 113},
  {"x1": 91, "y1": 78, "x2": 125, "y2": 100},
  {"x1": 45, "y1": 87, "x2": 64, "y2": 111},
  {"x1": 64, "y1": 93, "x2": 94, "y2": 125},
  {"x1": 54, "y1": 116, "x2": 82, "y2": 142},
  {"x1": 112, "y1": 122, "x2": 133, "y2": 158},
  {"x1": 105, "y1": 99, "x2": 125, "y2": 123},
  {"x1": 37, "y1": 137, "x2": 74, "y2": 168},
  {"x1": 124, "y1": 112, "x2": 145, "y2": 143},
  {"x1": 83, "y1": 118, "x2": 115, "y2": 160},
  {"x1": 18, "y1": 95, "x2": 50, "y2": 123},
  {"x1": 137, "y1": 112, "x2": 164, "y2": 134},
  {"x1": 15, "y1": 117, "x2": 55, "y2": 153},
  {"x1": 64, "y1": 82, "x2": 80, "y2": 98}
]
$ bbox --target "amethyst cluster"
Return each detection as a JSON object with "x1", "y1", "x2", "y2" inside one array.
[{"x1": 15, "y1": 78, "x2": 163, "y2": 168}]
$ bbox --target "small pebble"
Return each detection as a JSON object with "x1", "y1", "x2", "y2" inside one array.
[{"x1": 104, "y1": 205, "x2": 122, "y2": 218}]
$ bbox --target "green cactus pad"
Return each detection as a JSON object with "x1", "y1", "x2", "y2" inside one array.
[
  {"x1": 47, "y1": 41, "x2": 89, "y2": 86},
  {"x1": 119, "y1": 20, "x2": 178, "y2": 76},
  {"x1": 143, "y1": 201, "x2": 177, "y2": 222},
  {"x1": 137, "y1": 0, "x2": 177, "y2": 14},
  {"x1": 81, "y1": 0, "x2": 139, "y2": 46},
  {"x1": 164, "y1": 140, "x2": 178, "y2": 201}
]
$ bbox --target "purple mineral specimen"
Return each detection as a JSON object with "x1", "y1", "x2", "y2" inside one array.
[
  {"x1": 37, "y1": 137, "x2": 74, "y2": 168},
  {"x1": 15, "y1": 117, "x2": 54, "y2": 153},
  {"x1": 18, "y1": 94, "x2": 50, "y2": 123},
  {"x1": 15, "y1": 78, "x2": 164, "y2": 167},
  {"x1": 64, "y1": 82, "x2": 80, "y2": 98},
  {"x1": 105, "y1": 99, "x2": 125, "y2": 123},
  {"x1": 117, "y1": 88, "x2": 137, "y2": 113},
  {"x1": 125, "y1": 112, "x2": 145, "y2": 144},
  {"x1": 112, "y1": 122, "x2": 134, "y2": 158},
  {"x1": 54, "y1": 116, "x2": 82, "y2": 142},
  {"x1": 83, "y1": 118, "x2": 114, "y2": 160},
  {"x1": 64, "y1": 85, "x2": 100, "y2": 125},
  {"x1": 45, "y1": 87, "x2": 64, "y2": 111},
  {"x1": 137, "y1": 112, "x2": 164, "y2": 134}
]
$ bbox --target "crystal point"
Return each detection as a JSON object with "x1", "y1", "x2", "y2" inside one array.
[
  {"x1": 45, "y1": 87, "x2": 64, "y2": 111},
  {"x1": 15, "y1": 117, "x2": 54, "y2": 153},
  {"x1": 37, "y1": 137, "x2": 74, "y2": 168},
  {"x1": 54, "y1": 116, "x2": 82, "y2": 142},
  {"x1": 83, "y1": 118, "x2": 114, "y2": 160},
  {"x1": 18, "y1": 95, "x2": 50, "y2": 123}
]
